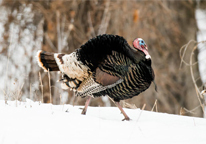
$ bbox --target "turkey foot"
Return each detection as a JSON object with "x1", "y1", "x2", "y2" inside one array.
[
  {"x1": 81, "y1": 96, "x2": 92, "y2": 115},
  {"x1": 115, "y1": 102, "x2": 130, "y2": 121}
]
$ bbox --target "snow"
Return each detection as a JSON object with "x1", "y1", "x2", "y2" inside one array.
[
  {"x1": 196, "y1": 9, "x2": 206, "y2": 31},
  {"x1": 0, "y1": 99, "x2": 206, "y2": 144}
]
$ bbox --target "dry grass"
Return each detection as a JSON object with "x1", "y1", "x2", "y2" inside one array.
[
  {"x1": 137, "y1": 104, "x2": 146, "y2": 122},
  {"x1": 48, "y1": 70, "x2": 52, "y2": 104},
  {"x1": 180, "y1": 40, "x2": 206, "y2": 116},
  {"x1": 151, "y1": 99, "x2": 158, "y2": 112},
  {"x1": 39, "y1": 72, "x2": 44, "y2": 103}
]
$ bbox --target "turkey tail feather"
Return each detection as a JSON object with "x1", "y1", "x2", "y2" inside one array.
[
  {"x1": 37, "y1": 50, "x2": 91, "y2": 90},
  {"x1": 37, "y1": 50, "x2": 59, "y2": 71}
]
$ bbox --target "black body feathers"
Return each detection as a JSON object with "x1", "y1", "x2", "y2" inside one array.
[
  {"x1": 76, "y1": 34, "x2": 155, "y2": 102},
  {"x1": 77, "y1": 34, "x2": 132, "y2": 71},
  {"x1": 92, "y1": 51, "x2": 154, "y2": 102}
]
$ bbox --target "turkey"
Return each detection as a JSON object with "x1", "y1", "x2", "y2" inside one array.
[{"x1": 37, "y1": 34, "x2": 156, "y2": 120}]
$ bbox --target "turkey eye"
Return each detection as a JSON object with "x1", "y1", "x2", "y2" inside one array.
[{"x1": 141, "y1": 40, "x2": 144, "y2": 43}]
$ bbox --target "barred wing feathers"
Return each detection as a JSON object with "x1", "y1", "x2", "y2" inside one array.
[{"x1": 92, "y1": 51, "x2": 154, "y2": 102}]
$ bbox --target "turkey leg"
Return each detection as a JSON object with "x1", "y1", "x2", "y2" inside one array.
[
  {"x1": 81, "y1": 96, "x2": 92, "y2": 115},
  {"x1": 115, "y1": 102, "x2": 130, "y2": 121}
]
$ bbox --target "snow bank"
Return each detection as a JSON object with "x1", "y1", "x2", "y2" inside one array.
[{"x1": 0, "y1": 100, "x2": 206, "y2": 144}]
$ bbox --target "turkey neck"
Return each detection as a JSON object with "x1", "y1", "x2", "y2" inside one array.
[{"x1": 125, "y1": 45, "x2": 146, "y2": 64}]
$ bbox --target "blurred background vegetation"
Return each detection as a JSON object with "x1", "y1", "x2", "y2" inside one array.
[{"x1": 0, "y1": 0, "x2": 205, "y2": 117}]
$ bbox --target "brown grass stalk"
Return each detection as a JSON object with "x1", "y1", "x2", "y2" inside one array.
[
  {"x1": 39, "y1": 72, "x2": 44, "y2": 103},
  {"x1": 5, "y1": 25, "x2": 14, "y2": 104},
  {"x1": 48, "y1": 69, "x2": 52, "y2": 104},
  {"x1": 180, "y1": 40, "x2": 206, "y2": 116},
  {"x1": 189, "y1": 43, "x2": 205, "y2": 115},
  {"x1": 151, "y1": 99, "x2": 158, "y2": 112},
  {"x1": 137, "y1": 104, "x2": 146, "y2": 121}
]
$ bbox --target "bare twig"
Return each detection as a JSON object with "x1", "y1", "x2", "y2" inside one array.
[
  {"x1": 137, "y1": 104, "x2": 146, "y2": 122},
  {"x1": 0, "y1": 87, "x2": 8, "y2": 104},
  {"x1": 179, "y1": 40, "x2": 197, "y2": 69},
  {"x1": 54, "y1": 10, "x2": 62, "y2": 104},
  {"x1": 123, "y1": 101, "x2": 138, "y2": 109},
  {"x1": 189, "y1": 44, "x2": 205, "y2": 114},
  {"x1": 39, "y1": 72, "x2": 44, "y2": 103},
  {"x1": 180, "y1": 107, "x2": 184, "y2": 115},
  {"x1": 48, "y1": 69, "x2": 52, "y2": 104},
  {"x1": 107, "y1": 95, "x2": 115, "y2": 104},
  {"x1": 180, "y1": 40, "x2": 206, "y2": 116},
  {"x1": 15, "y1": 82, "x2": 24, "y2": 107},
  {"x1": 151, "y1": 99, "x2": 158, "y2": 112},
  {"x1": 183, "y1": 105, "x2": 201, "y2": 115},
  {"x1": 30, "y1": 84, "x2": 31, "y2": 100},
  {"x1": 18, "y1": 82, "x2": 24, "y2": 100},
  {"x1": 5, "y1": 24, "x2": 14, "y2": 104}
]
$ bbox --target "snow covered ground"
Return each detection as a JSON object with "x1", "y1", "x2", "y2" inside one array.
[{"x1": 0, "y1": 99, "x2": 206, "y2": 144}]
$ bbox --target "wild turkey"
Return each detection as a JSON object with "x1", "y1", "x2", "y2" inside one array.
[{"x1": 37, "y1": 34, "x2": 156, "y2": 120}]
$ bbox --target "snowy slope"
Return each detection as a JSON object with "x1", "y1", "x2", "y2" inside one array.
[{"x1": 0, "y1": 100, "x2": 206, "y2": 144}]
